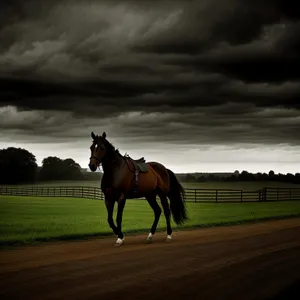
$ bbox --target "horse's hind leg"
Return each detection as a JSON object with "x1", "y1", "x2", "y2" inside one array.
[
  {"x1": 159, "y1": 193, "x2": 172, "y2": 242},
  {"x1": 145, "y1": 193, "x2": 161, "y2": 243}
]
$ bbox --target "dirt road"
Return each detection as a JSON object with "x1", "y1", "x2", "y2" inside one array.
[{"x1": 1, "y1": 218, "x2": 300, "y2": 300}]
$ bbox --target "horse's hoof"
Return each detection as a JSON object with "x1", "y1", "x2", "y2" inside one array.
[
  {"x1": 146, "y1": 233, "x2": 153, "y2": 244},
  {"x1": 114, "y1": 238, "x2": 124, "y2": 247},
  {"x1": 165, "y1": 235, "x2": 172, "y2": 243}
]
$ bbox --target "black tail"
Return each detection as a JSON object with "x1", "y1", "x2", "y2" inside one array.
[{"x1": 167, "y1": 169, "x2": 188, "y2": 225}]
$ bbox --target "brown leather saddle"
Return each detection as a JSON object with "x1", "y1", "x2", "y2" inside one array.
[
  {"x1": 133, "y1": 157, "x2": 146, "y2": 163},
  {"x1": 124, "y1": 154, "x2": 149, "y2": 193}
]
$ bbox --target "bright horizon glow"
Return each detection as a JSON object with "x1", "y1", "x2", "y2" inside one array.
[{"x1": 1, "y1": 141, "x2": 299, "y2": 175}]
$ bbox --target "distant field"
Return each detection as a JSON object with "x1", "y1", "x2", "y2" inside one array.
[
  {"x1": 7, "y1": 180, "x2": 300, "y2": 191},
  {"x1": 1, "y1": 195, "x2": 300, "y2": 247}
]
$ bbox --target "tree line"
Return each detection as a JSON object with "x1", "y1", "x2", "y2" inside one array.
[
  {"x1": 0, "y1": 147, "x2": 101, "y2": 184},
  {"x1": 180, "y1": 170, "x2": 300, "y2": 184},
  {"x1": 0, "y1": 146, "x2": 299, "y2": 185}
]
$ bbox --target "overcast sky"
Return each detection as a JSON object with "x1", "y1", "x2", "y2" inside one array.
[{"x1": 0, "y1": 0, "x2": 299, "y2": 174}]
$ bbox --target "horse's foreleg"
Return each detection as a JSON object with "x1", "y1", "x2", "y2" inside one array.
[
  {"x1": 115, "y1": 198, "x2": 127, "y2": 246},
  {"x1": 105, "y1": 199, "x2": 118, "y2": 236}
]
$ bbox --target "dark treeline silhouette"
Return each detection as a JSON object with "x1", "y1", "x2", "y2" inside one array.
[
  {"x1": 0, "y1": 147, "x2": 98, "y2": 184},
  {"x1": 178, "y1": 170, "x2": 300, "y2": 184},
  {"x1": 0, "y1": 147, "x2": 37, "y2": 184},
  {"x1": 0, "y1": 147, "x2": 299, "y2": 185},
  {"x1": 38, "y1": 156, "x2": 84, "y2": 181}
]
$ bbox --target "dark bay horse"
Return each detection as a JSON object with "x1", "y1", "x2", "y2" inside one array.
[{"x1": 88, "y1": 131, "x2": 188, "y2": 246}]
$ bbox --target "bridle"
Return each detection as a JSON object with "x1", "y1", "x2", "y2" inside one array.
[
  {"x1": 89, "y1": 140, "x2": 118, "y2": 171},
  {"x1": 89, "y1": 155, "x2": 102, "y2": 171},
  {"x1": 90, "y1": 155, "x2": 101, "y2": 163}
]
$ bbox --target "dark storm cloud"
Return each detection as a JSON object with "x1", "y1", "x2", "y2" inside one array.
[
  {"x1": 0, "y1": 0, "x2": 299, "y2": 147},
  {"x1": 166, "y1": 21, "x2": 300, "y2": 84},
  {"x1": 133, "y1": 0, "x2": 300, "y2": 54},
  {"x1": 1, "y1": 103, "x2": 299, "y2": 147},
  {"x1": 133, "y1": 0, "x2": 275, "y2": 54}
]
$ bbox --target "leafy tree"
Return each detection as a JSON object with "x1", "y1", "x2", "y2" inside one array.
[
  {"x1": 238, "y1": 170, "x2": 255, "y2": 181},
  {"x1": 0, "y1": 147, "x2": 38, "y2": 184},
  {"x1": 62, "y1": 158, "x2": 83, "y2": 180},
  {"x1": 295, "y1": 173, "x2": 300, "y2": 184},
  {"x1": 269, "y1": 170, "x2": 275, "y2": 178},
  {"x1": 38, "y1": 156, "x2": 62, "y2": 181},
  {"x1": 38, "y1": 156, "x2": 83, "y2": 181},
  {"x1": 234, "y1": 170, "x2": 240, "y2": 177}
]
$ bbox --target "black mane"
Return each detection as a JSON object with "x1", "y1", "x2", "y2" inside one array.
[
  {"x1": 93, "y1": 134, "x2": 134, "y2": 160},
  {"x1": 95, "y1": 135, "x2": 123, "y2": 159}
]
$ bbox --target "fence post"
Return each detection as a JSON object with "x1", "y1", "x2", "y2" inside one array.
[
  {"x1": 82, "y1": 187, "x2": 84, "y2": 198},
  {"x1": 289, "y1": 188, "x2": 292, "y2": 201},
  {"x1": 240, "y1": 190, "x2": 243, "y2": 202},
  {"x1": 216, "y1": 190, "x2": 218, "y2": 202},
  {"x1": 265, "y1": 188, "x2": 268, "y2": 201},
  {"x1": 194, "y1": 189, "x2": 197, "y2": 202},
  {"x1": 277, "y1": 188, "x2": 279, "y2": 201}
]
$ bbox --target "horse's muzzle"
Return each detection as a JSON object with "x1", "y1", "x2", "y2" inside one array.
[{"x1": 89, "y1": 163, "x2": 97, "y2": 172}]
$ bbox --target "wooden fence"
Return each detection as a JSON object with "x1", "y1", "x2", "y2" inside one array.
[
  {"x1": 0, "y1": 186, "x2": 103, "y2": 200},
  {"x1": 0, "y1": 186, "x2": 300, "y2": 202}
]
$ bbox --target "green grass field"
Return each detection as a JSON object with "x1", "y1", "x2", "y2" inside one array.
[
  {"x1": 8, "y1": 180, "x2": 300, "y2": 191},
  {"x1": 1, "y1": 195, "x2": 300, "y2": 247}
]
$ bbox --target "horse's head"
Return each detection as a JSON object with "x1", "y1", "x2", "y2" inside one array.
[{"x1": 88, "y1": 131, "x2": 108, "y2": 172}]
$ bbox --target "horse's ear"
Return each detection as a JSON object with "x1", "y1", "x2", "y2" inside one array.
[
  {"x1": 91, "y1": 132, "x2": 96, "y2": 140},
  {"x1": 102, "y1": 132, "x2": 106, "y2": 139}
]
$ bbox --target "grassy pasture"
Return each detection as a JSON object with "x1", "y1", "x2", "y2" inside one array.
[
  {"x1": 1, "y1": 195, "x2": 300, "y2": 247},
  {"x1": 7, "y1": 180, "x2": 300, "y2": 191}
]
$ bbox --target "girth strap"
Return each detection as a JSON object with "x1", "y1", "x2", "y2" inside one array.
[{"x1": 125, "y1": 158, "x2": 140, "y2": 193}]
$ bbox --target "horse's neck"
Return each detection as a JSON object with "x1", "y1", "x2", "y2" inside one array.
[
  {"x1": 101, "y1": 153, "x2": 126, "y2": 190},
  {"x1": 102, "y1": 151, "x2": 124, "y2": 174}
]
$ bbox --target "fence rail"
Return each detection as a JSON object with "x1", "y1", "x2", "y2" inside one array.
[
  {"x1": 0, "y1": 186, "x2": 103, "y2": 200},
  {"x1": 1, "y1": 185, "x2": 300, "y2": 202}
]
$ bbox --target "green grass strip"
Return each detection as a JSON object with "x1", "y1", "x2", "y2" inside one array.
[{"x1": 1, "y1": 196, "x2": 300, "y2": 248}]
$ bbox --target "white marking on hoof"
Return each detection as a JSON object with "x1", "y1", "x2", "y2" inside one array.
[
  {"x1": 115, "y1": 237, "x2": 124, "y2": 247},
  {"x1": 146, "y1": 232, "x2": 153, "y2": 243},
  {"x1": 165, "y1": 235, "x2": 172, "y2": 243}
]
